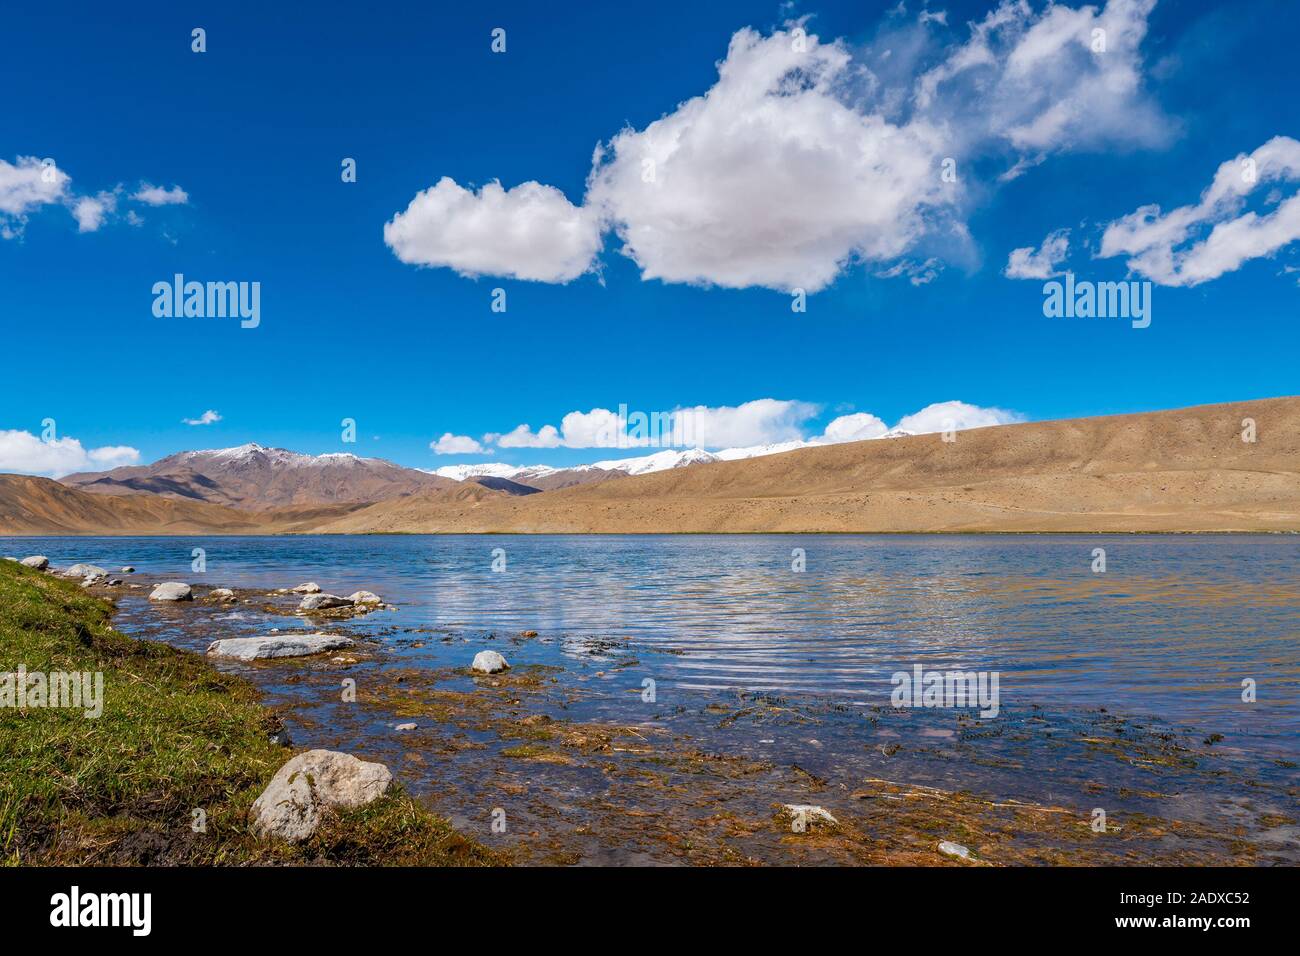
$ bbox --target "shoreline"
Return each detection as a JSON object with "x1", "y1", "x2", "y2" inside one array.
[{"x1": 7, "y1": 557, "x2": 1287, "y2": 866}]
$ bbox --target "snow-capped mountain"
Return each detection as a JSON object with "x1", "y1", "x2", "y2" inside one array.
[{"x1": 61, "y1": 443, "x2": 453, "y2": 510}]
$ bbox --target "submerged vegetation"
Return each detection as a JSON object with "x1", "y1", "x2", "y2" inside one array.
[{"x1": 0, "y1": 562, "x2": 496, "y2": 866}]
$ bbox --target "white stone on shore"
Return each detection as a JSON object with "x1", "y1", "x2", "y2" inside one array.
[
  {"x1": 206, "y1": 634, "x2": 355, "y2": 661},
  {"x1": 63, "y1": 564, "x2": 108, "y2": 579},
  {"x1": 938, "y1": 840, "x2": 972, "y2": 860},
  {"x1": 395, "y1": 722, "x2": 417, "y2": 731},
  {"x1": 291, "y1": 582, "x2": 322, "y2": 594},
  {"x1": 251, "y1": 749, "x2": 392, "y2": 842},
  {"x1": 471, "y1": 650, "x2": 510, "y2": 674},
  {"x1": 150, "y1": 582, "x2": 193, "y2": 601},
  {"x1": 782, "y1": 804, "x2": 838, "y2": 827},
  {"x1": 347, "y1": 590, "x2": 382, "y2": 606},
  {"x1": 20, "y1": 556, "x2": 49, "y2": 570},
  {"x1": 120, "y1": 566, "x2": 135, "y2": 573},
  {"x1": 298, "y1": 593, "x2": 353, "y2": 611},
  {"x1": 210, "y1": 588, "x2": 237, "y2": 601},
  {"x1": 80, "y1": 573, "x2": 109, "y2": 588}
]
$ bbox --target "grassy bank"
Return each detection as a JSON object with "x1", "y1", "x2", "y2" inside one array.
[{"x1": 0, "y1": 561, "x2": 498, "y2": 866}]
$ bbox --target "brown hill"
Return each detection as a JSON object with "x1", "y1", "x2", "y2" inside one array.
[
  {"x1": 0, "y1": 475, "x2": 363, "y2": 535},
  {"x1": 61, "y1": 443, "x2": 453, "y2": 510},
  {"x1": 311, "y1": 397, "x2": 1300, "y2": 534}
]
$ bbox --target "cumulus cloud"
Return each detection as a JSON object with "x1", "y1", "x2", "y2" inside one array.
[
  {"x1": 817, "y1": 412, "x2": 889, "y2": 443},
  {"x1": 71, "y1": 191, "x2": 118, "y2": 233},
  {"x1": 431, "y1": 432, "x2": 484, "y2": 454},
  {"x1": 0, "y1": 156, "x2": 69, "y2": 238},
  {"x1": 894, "y1": 400, "x2": 1025, "y2": 434},
  {"x1": 0, "y1": 430, "x2": 140, "y2": 478},
  {"x1": 1, "y1": 157, "x2": 188, "y2": 238},
  {"x1": 487, "y1": 399, "x2": 818, "y2": 449},
  {"x1": 1005, "y1": 228, "x2": 1070, "y2": 278},
  {"x1": 131, "y1": 183, "x2": 189, "y2": 206},
  {"x1": 386, "y1": 1, "x2": 1168, "y2": 292},
  {"x1": 384, "y1": 177, "x2": 602, "y2": 282},
  {"x1": 1099, "y1": 135, "x2": 1300, "y2": 286},
  {"x1": 182, "y1": 410, "x2": 222, "y2": 426}
]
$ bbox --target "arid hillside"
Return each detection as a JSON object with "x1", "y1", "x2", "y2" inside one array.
[
  {"x1": 3, "y1": 398, "x2": 1297, "y2": 535},
  {"x1": 311, "y1": 397, "x2": 1300, "y2": 534},
  {"x1": 0, "y1": 475, "x2": 364, "y2": 534}
]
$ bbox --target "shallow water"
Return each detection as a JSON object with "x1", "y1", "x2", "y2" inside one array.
[{"x1": 8, "y1": 533, "x2": 1297, "y2": 756}]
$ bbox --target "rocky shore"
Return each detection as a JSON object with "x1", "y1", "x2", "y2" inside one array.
[{"x1": 6, "y1": 552, "x2": 1293, "y2": 866}]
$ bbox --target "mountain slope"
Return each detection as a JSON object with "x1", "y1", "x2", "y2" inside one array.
[
  {"x1": 62, "y1": 443, "x2": 454, "y2": 510},
  {"x1": 312, "y1": 397, "x2": 1300, "y2": 533},
  {"x1": 0, "y1": 475, "x2": 366, "y2": 534}
]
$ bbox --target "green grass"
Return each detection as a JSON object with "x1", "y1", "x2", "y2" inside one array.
[{"x1": 0, "y1": 561, "x2": 498, "y2": 866}]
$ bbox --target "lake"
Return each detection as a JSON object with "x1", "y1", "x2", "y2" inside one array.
[{"x1": 7, "y1": 533, "x2": 1298, "y2": 863}]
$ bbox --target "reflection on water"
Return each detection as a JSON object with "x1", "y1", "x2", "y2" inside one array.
[{"x1": 8, "y1": 533, "x2": 1298, "y2": 755}]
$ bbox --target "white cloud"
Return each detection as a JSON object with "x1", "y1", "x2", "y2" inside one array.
[
  {"x1": 818, "y1": 412, "x2": 889, "y2": 443},
  {"x1": 1099, "y1": 136, "x2": 1300, "y2": 286},
  {"x1": 182, "y1": 410, "x2": 222, "y2": 426},
  {"x1": 894, "y1": 400, "x2": 1024, "y2": 434},
  {"x1": 431, "y1": 432, "x2": 484, "y2": 454},
  {"x1": 583, "y1": 27, "x2": 950, "y2": 293},
  {"x1": 131, "y1": 182, "x2": 189, "y2": 206},
  {"x1": 1005, "y1": 228, "x2": 1070, "y2": 279},
  {"x1": 490, "y1": 399, "x2": 820, "y2": 450},
  {"x1": 71, "y1": 191, "x2": 117, "y2": 233},
  {"x1": 384, "y1": 177, "x2": 602, "y2": 282},
  {"x1": 386, "y1": 2, "x2": 1168, "y2": 293},
  {"x1": 0, "y1": 430, "x2": 140, "y2": 478},
  {"x1": 0, "y1": 156, "x2": 69, "y2": 237}
]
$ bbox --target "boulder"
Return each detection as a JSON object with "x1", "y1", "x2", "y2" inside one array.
[
  {"x1": 206, "y1": 634, "x2": 355, "y2": 661},
  {"x1": 782, "y1": 804, "x2": 839, "y2": 827},
  {"x1": 149, "y1": 582, "x2": 193, "y2": 602},
  {"x1": 20, "y1": 556, "x2": 49, "y2": 570},
  {"x1": 471, "y1": 650, "x2": 510, "y2": 674},
  {"x1": 395, "y1": 722, "x2": 417, "y2": 732},
  {"x1": 64, "y1": 564, "x2": 107, "y2": 579},
  {"x1": 120, "y1": 566, "x2": 135, "y2": 573},
  {"x1": 347, "y1": 590, "x2": 382, "y2": 606},
  {"x1": 209, "y1": 588, "x2": 237, "y2": 601},
  {"x1": 938, "y1": 840, "x2": 972, "y2": 861},
  {"x1": 291, "y1": 582, "x2": 322, "y2": 594},
  {"x1": 251, "y1": 749, "x2": 392, "y2": 842},
  {"x1": 298, "y1": 593, "x2": 353, "y2": 611}
]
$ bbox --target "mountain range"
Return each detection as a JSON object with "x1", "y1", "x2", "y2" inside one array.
[{"x1": 2, "y1": 397, "x2": 1297, "y2": 534}]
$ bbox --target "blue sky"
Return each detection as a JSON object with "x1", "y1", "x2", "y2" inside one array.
[{"x1": 1, "y1": 0, "x2": 1297, "y2": 475}]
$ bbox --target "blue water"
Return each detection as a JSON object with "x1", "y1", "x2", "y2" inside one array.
[{"x1": 6, "y1": 533, "x2": 1298, "y2": 757}]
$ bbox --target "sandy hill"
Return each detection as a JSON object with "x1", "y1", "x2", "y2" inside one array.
[
  {"x1": 61, "y1": 443, "x2": 453, "y2": 510},
  {"x1": 310, "y1": 397, "x2": 1300, "y2": 534},
  {"x1": 0, "y1": 475, "x2": 364, "y2": 535}
]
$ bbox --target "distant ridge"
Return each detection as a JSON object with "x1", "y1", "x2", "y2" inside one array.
[{"x1": 61, "y1": 443, "x2": 454, "y2": 510}]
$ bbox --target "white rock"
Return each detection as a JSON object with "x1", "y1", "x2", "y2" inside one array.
[
  {"x1": 251, "y1": 749, "x2": 392, "y2": 842},
  {"x1": 80, "y1": 574, "x2": 109, "y2": 588},
  {"x1": 298, "y1": 593, "x2": 353, "y2": 611},
  {"x1": 471, "y1": 650, "x2": 510, "y2": 674},
  {"x1": 63, "y1": 564, "x2": 108, "y2": 579},
  {"x1": 782, "y1": 804, "x2": 838, "y2": 827},
  {"x1": 347, "y1": 590, "x2": 382, "y2": 606},
  {"x1": 210, "y1": 588, "x2": 237, "y2": 601},
  {"x1": 938, "y1": 840, "x2": 972, "y2": 860},
  {"x1": 149, "y1": 582, "x2": 193, "y2": 601},
  {"x1": 394, "y1": 722, "x2": 417, "y2": 732},
  {"x1": 20, "y1": 556, "x2": 49, "y2": 570},
  {"x1": 291, "y1": 582, "x2": 322, "y2": 594},
  {"x1": 206, "y1": 634, "x2": 355, "y2": 661},
  {"x1": 120, "y1": 566, "x2": 135, "y2": 573}
]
